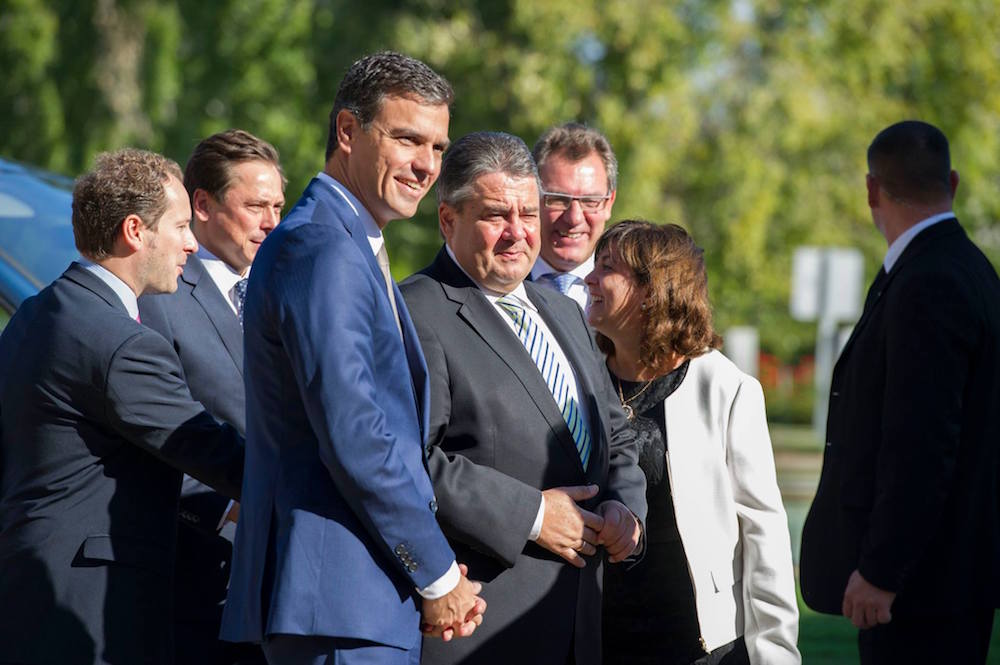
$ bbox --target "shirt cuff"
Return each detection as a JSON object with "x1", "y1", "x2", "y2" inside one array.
[
  {"x1": 417, "y1": 560, "x2": 460, "y2": 600},
  {"x1": 528, "y1": 494, "x2": 545, "y2": 541},
  {"x1": 216, "y1": 499, "x2": 236, "y2": 531}
]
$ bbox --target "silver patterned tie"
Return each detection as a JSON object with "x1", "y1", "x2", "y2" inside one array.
[
  {"x1": 376, "y1": 244, "x2": 403, "y2": 339},
  {"x1": 496, "y1": 294, "x2": 592, "y2": 469}
]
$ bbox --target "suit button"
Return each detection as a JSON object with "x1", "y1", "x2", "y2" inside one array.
[
  {"x1": 826, "y1": 441, "x2": 832, "y2": 447},
  {"x1": 429, "y1": 500, "x2": 438, "y2": 513},
  {"x1": 394, "y1": 544, "x2": 405, "y2": 555},
  {"x1": 407, "y1": 563, "x2": 418, "y2": 573}
]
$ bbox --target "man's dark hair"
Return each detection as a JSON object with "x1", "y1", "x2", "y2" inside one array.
[
  {"x1": 867, "y1": 120, "x2": 952, "y2": 205},
  {"x1": 325, "y1": 51, "x2": 454, "y2": 160},
  {"x1": 184, "y1": 129, "x2": 285, "y2": 204},
  {"x1": 532, "y1": 122, "x2": 618, "y2": 192},
  {"x1": 437, "y1": 132, "x2": 539, "y2": 208},
  {"x1": 72, "y1": 148, "x2": 183, "y2": 260}
]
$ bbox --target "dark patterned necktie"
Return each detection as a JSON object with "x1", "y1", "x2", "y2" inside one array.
[{"x1": 233, "y1": 278, "x2": 248, "y2": 328}]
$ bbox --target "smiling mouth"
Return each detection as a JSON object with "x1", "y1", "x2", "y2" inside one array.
[
  {"x1": 396, "y1": 177, "x2": 424, "y2": 194},
  {"x1": 555, "y1": 230, "x2": 586, "y2": 240}
]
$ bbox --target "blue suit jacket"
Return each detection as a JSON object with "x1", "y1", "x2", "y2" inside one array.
[
  {"x1": 0, "y1": 263, "x2": 244, "y2": 665},
  {"x1": 220, "y1": 177, "x2": 455, "y2": 649}
]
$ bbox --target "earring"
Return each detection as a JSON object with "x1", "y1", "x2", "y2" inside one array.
[{"x1": 640, "y1": 302, "x2": 647, "y2": 311}]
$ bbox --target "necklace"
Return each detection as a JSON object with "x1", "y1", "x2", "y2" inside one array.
[{"x1": 616, "y1": 375, "x2": 654, "y2": 421}]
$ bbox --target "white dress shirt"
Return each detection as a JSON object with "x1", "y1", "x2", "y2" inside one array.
[
  {"x1": 317, "y1": 171, "x2": 459, "y2": 600},
  {"x1": 530, "y1": 254, "x2": 595, "y2": 311},
  {"x1": 884, "y1": 211, "x2": 954, "y2": 273}
]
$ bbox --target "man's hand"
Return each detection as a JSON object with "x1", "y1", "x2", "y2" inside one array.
[
  {"x1": 842, "y1": 569, "x2": 896, "y2": 629},
  {"x1": 421, "y1": 564, "x2": 486, "y2": 641},
  {"x1": 595, "y1": 500, "x2": 640, "y2": 563},
  {"x1": 536, "y1": 485, "x2": 604, "y2": 568}
]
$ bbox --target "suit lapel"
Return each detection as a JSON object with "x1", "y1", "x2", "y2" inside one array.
[
  {"x1": 311, "y1": 178, "x2": 429, "y2": 435},
  {"x1": 184, "y1": 256, "x2": 244, "y2": 377},
  {"x1": 63, "y1": 262, "x2": 131, "y2": 315},
  {"x1": 429, "y1": 249, "x2": 587, "y2": 473}
]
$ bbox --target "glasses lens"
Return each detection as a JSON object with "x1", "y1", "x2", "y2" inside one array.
[
  {"x1": 543, "y1": 194, "x2": 571, "y2": 210},
  {"x1": 579, "y1": 197, "x2": 606, "y2": 211}
]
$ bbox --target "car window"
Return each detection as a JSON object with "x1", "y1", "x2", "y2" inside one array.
[{"x1": 0, "y1": 159, "x2": 79, "y2": 330}]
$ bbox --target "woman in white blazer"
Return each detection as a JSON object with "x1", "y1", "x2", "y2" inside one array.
[{"x1": 585, "y1": 221, "x2": 800, "y2": 665}]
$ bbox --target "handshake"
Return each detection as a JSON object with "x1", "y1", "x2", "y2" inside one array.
[{"x1": 419, "y1": 484, "x2": 640, "y2": 641}]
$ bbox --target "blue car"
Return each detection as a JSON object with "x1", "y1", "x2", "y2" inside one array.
[{"x1": 0, "y1": 158, "x2": 79, "y2": 329}]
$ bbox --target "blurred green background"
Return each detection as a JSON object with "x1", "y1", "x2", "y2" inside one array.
[{"x1": 3, "y1": 3, "x2": 999, "y2": 658}]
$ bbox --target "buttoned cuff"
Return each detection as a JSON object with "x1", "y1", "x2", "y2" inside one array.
[{"x1": 417, "y1": 560, "x2": 460, "y2": 600}]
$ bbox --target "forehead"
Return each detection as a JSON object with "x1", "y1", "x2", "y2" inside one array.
[
  {"x1": 471, "y1": 171, "x2": 539, "y2": 204},
  {"x1": 539, "y1": 152, "x2": 609, "y2": 192},
  {"x1": 226, "y1": 160, "x2": 283, "y2": 191},
  {"x1": 372, "y1": 95, "x2": 449, "y2": 137}
]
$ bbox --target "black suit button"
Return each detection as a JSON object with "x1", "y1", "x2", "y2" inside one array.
[
  {"x1": 429, "y1": 500, "x2": 438, "y2": 513},
  {"x1": 826, "y1": 441, "x2": 832, "y2": 447}
]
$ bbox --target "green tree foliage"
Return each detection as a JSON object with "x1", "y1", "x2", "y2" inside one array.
[{"x1": 2, "y1": 0, "x2": 997, "y2": 358}]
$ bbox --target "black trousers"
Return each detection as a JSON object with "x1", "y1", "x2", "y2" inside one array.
[{"x1": 858, "y1": 608, "x2": 995, "y2": 665}]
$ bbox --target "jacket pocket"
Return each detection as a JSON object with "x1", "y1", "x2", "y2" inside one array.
[{"x1": 73, "y1": 534, "x2": 171, "y2": 576}]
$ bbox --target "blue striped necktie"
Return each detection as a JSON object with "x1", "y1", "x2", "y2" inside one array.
[{"x1": 496, "y1": 294, "x2": 592, "y2": 469}]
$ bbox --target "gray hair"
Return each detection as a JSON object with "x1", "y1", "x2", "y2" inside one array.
[
  {"x1": 532, "y1": 122, "x2": 618, "y2": 192},
  {"x1": 325, "y1": 51, "x2": 454, "y2": 160},
  {"x1": 437, "y1": 131, "x2": 540, "y2": 208}
]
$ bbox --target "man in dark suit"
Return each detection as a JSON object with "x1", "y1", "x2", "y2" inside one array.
[
  {"x1": 0, "y1": 148, "x2": 245, "y2": 665},
  {"x1": 800, "y1": 120, "x2": 1000, "y2": 664},
  {"x1": 139, "y1": 129, "x2": 285, "y2": 665},
  {"x1": 400, "y1": 131, "x2": 647, "y2": 665},
  {"x1": 220, "y1": 52, "x2": 484, "y2": 665}
]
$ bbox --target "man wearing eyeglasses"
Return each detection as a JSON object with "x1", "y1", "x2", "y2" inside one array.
[{"x1": 530, "y1": 123, "x2": 618, "y2": 310}]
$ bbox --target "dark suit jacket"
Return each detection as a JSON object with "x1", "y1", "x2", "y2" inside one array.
[
  {"x1": 400, "y1": 248, "x2": 647, "y2": 665},
  {"x1": 0, "y1": 262, "x2": 245, "y2": 665},
  {"x1": 139, "y1": 254, "x2": 259, "y2": 663},
  {"x1": 800, "y1": 219, "x2": 1000, "y2": 617},
  {"x1": 220, "y1": 177, "x2": 455, "y2": 650}
]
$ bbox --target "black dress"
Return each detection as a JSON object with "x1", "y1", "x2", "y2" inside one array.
[{"x1": 602, "y1": 363, "x2": 748, "y2": 665}]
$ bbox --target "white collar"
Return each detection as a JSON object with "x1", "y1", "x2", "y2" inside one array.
[
  {"x1": 445, "y1": 244, "x2": 536, "y2": 311},
  {"x1": 316, "y1": 171, "x2": 383, "y2": 257},
  {"x1": 884, "y1": 211, "x2": 954, "y2": 273},
  {"x1": 529, "y1": 254, "x2": 594, "y2": 282},
  {"x1": 197, "y1": 246, "x2": 247, "y2": 297},
  {"x1": 77, "y1": 259, "x2": 139, "y2": 319}
]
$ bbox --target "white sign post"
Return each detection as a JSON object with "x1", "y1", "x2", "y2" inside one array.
[{"x1": 790, "y1": 247, "x2": 864, "y2": 439}]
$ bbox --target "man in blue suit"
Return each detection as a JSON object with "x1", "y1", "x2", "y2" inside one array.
[
  {"x1": 140, "y1": 129, "x2": 285, "y2": 665},
  {"x1": 0, "y1": 148, "x2": 245, "y2": 665},
  {"x1": 220, "y1": 52, "x2": 485, "y2": 665}
]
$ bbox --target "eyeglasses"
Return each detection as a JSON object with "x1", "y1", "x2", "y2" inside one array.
[{"x1": 541, "y1": 191, "x2": 611, "y2": 212}]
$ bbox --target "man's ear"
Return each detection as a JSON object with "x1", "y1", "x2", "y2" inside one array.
[
  {"x1": 336, "y1": 109, "x2": 360, "y2": 155},
  {"x1": 866, "y1": 173, "x2": 880, "y2": 210},
  {"x1": 192, "y1": 189, "x2": 213, "y2": 224},
  {"x1": 949, "y1": 169, "x2": 959, "y2": 198},
  {"x1": 120, "y1": 214, "x2": 146, "y2": 252},
  {"x1": 438, "y1": 203, "x2": 457, "y2": 241}
]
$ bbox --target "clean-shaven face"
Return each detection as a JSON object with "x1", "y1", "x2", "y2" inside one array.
[
  {"x1": 140, "y1": 175, "x2": 197, "y2": 295},
  {"x1": 538, "y1": 151, "x2": 615, "y2": 272},
  {"x1": 441, "y1": 172, "x2": 541, "y2": 293},
  {"x1": 347, "y1": 95, "x2": 450, "y2": 228}
]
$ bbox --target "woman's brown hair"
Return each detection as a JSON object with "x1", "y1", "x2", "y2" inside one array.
[{"x1": 594, "y1": 220, "x2": 722, "y2": 370}]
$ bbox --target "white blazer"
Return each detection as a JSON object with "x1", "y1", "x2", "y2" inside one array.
[{"x1": 662, "y1": 350, "x2": 800, "y2": 664}]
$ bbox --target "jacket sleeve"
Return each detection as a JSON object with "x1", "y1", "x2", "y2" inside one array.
[
  {"x1": 104, "y1": 329, "x2": 244, "y2": 501},
  {"x1": 727, "y1": 376, "x2": 801, "y2": 665}
]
